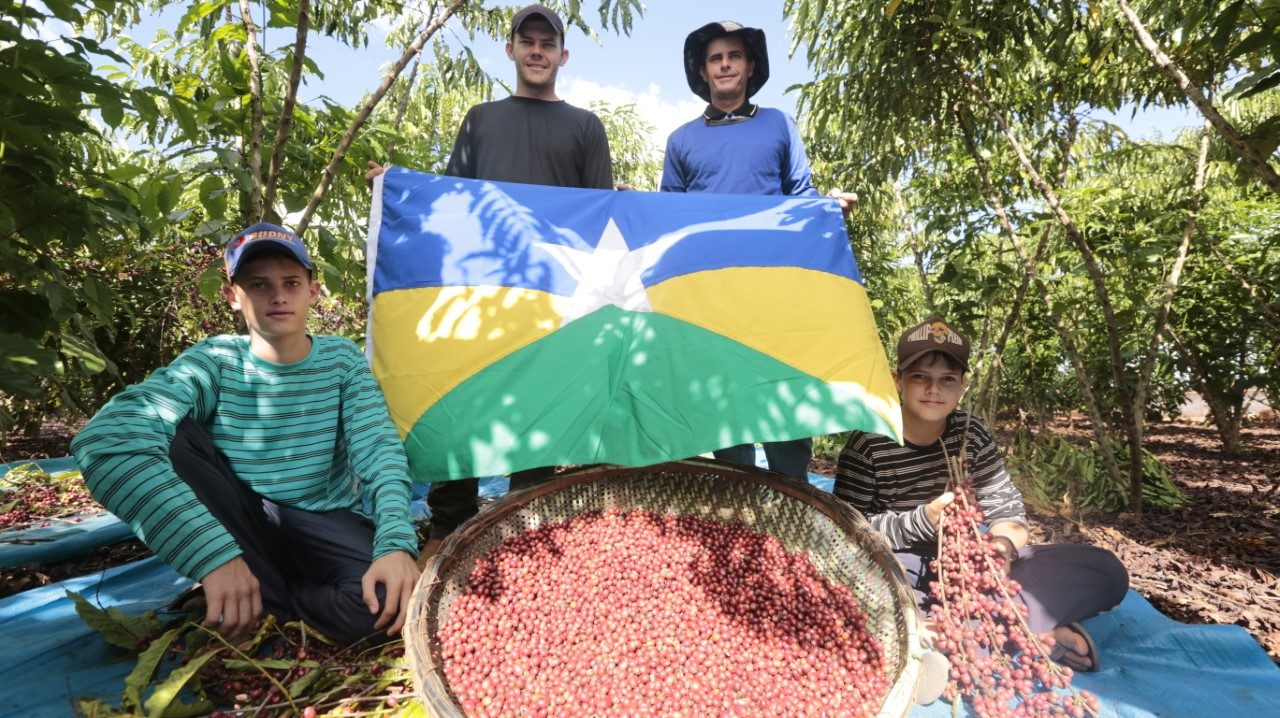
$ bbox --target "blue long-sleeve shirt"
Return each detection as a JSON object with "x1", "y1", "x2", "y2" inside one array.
[{"x1": 660, "y1": 107, "x2": 818, "y2": 197}]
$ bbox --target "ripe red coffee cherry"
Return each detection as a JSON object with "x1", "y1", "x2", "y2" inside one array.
[{"x1": 438, "y1": 510, "x2": 889, "y2": 717}]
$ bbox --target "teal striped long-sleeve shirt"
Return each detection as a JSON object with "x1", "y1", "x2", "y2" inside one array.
[{"x1": 70, "y1": 334, "x2": 418, "y2": 581}]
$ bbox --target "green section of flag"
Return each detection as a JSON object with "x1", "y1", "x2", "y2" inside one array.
[{"x1": 404, "y1": 306, "x2": 897, "y2": 481}]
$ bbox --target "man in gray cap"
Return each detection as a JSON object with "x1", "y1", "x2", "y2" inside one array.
[
  {"x1": 367, "y1": 4, "x2": 613, "y2": 554},
  {"x1": 368, "y1": 4, "x2": 612, "y2": 187},
  {"x1": 661, "y1": 20, "x2": 855, "y2": 480},
  {"x1": 439, "y1": 3, "x2": 613, "y2": 186}
]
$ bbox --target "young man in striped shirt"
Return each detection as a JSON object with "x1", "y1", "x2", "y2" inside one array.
[
  {"x1": 71, "y1": 223, "x2": 419, "y2": 644},
  {"x1": 835, "y1": 316, "x2": 1128, "y2": 671}
]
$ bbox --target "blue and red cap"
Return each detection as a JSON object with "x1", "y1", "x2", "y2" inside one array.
[{"x1": 223, "y1": 222, "x2": 314, "y2": 279}]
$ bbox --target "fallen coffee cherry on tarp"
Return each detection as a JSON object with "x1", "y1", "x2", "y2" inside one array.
[
  {"x1": 0, "y1": 465, "x2": 101, "y2": 531},
  {"x1": 439, "y1": 508, "x2": 890, "y2": 718}
]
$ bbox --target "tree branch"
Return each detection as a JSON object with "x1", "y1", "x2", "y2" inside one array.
[
  {"x1": 295, "y1": 0, "x2": 467, "y2": 236},
  {"x1": 954, "y1": 64, "x2": 1145, "y2": 511},
  {"x1": 971, "y1": 113, "x2": 1077, "y2": 415},
  {"x1": 1113, "y1": 0, "x2": 1280, "y2": 197},
  {"x1": 238, "y1": 0, "x2": 265, "y2": 222},
  {"x1": 386, "y1": 51, "x2": 424, "y2": 160},
  {"x1": 891, "y1": 183, "x2": 933, "y2": 309},
  {"x1": 263, "y1": 0, "x2": 311, "y2": 220},
  {"x1": 955, "y1": 108, "x2": 1130, "y2": 501},
  {"x1": 1204, "y1": 236, "x2": 1280, "y2": 335}
]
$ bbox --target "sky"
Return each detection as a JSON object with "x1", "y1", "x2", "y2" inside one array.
[
  {"x1": 66, "y1": 2, "x2": 1201, "y2": 152},
  {"x1": 287, "y1": 1, "x2": 814, "y2": 149},
  {"x1": 275, "y1": 2, "x2": 1202, "y2": 151}
]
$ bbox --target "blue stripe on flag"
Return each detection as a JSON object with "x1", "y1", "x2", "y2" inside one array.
[{"x1": 372, "y1": 168, "x2": 862, "y2": 298}]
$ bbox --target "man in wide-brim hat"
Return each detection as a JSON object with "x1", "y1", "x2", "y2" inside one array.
[
  {"x1": 682, "y1": 20, "x2": 771, "y2": 107},
  {"x1": 660, "y1": 20, "x2": 856, "y2": 480}
]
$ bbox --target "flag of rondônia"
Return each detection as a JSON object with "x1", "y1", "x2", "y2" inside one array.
[{"x1": 366, "y1": 168, "x2": 901, "y2": 482}]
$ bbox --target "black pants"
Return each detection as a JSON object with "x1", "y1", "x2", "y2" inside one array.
[
  {"x1": 897, "y1": 543, "x2": 1129, "y2": 633},
  {"x1": 426, "y1": 466, "x2": 557, "y2": 539},
  {"x1": 169, "y1": 419, "x2": 386, "y2": 644},
  {"x1": 713, "y1": 437, "x2": 813, "y2": 481}
]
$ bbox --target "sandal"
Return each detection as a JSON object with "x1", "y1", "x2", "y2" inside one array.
[{"x1": 1050, "y1": 621, "x2": 1100, "y2": 672}]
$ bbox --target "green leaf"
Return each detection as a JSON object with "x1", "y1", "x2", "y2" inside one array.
[
  {"x1": 60, "y1": 331, "x2": 112, "y2": 375},
  {"x1": 0, "y1": 290, "x2": 53, "y2": 339},
  {"x1": 67, "y1": 590, "x2": 162, "y2": 651},
  {"x1": 143, "y1": 650, "x2": 218, "y2": 718},
  {"x1": 0, "y1": 333, "x2": 59, "y2": 398},
  {"x1": 199, "y1": 175, "x2": 227, "y2": 218},
  {"x1": 208, "y1": 22, "x2": 245, "y2": 45},
  {"x1": 177, "y1": 0, "x2": 231, "y2": 35},
  {"x1": 1238, "y1": 69, "x2": 1280, "y2": 99},
  {"x1": 193, "y1": 219, "x2": 228, "y2": 237},
  {"x1": 159, "y1": 696, "x2": 216, "y2": 718},
  {"x1": 82, "y1": 276, "x2": 116, "y2": 327},
  {"x1": 157, "y1": 182, "x2": 179, "y2": 215},
  {"x1": 198, "y1": 265, "x2": 226, "y2": 302},
  {"x1": 222, "y1": 658, "x2": 320, "y2": 670},
  {"x1": 109, "y1": 163, "x2": 149, "y2": 183},
  {"x1": 123, "y1": 629, "x2": 180, "y2": 711},
  {"x1": 287, "y1": 665, "x2": 329, "y2": 698},
  {"x1": 130, "y1": 88, "x2": 161, "y2": 124},
  {"x1": 99, "y1": 95, "x2": 124, "y2": 128},
  {"x1": 168, "y1": 98, "x2": 199, "y2": 143}
]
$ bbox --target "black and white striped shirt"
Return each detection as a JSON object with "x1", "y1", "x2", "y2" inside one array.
[{"x1": 834, "y1": 411, "x2": 1027, "y2": 555}]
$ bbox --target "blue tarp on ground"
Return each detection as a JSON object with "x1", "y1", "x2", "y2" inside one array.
[
  {"x1": 2, "y1": 459, "x2": 1277, "y2": 717},
  {"x1": 0, "y1": 557, "x2": 189, "y2": 717}
]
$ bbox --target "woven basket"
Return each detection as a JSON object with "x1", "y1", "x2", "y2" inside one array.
[{"x1": 405, "y1": 458, "x2": 924, "y2": 717}]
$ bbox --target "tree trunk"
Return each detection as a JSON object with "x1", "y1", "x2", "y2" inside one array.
[
  {"x1": 238, "y1": 0, "x2": 265, "y2": 221},
  {"x1": 1113, "y1": 0, "x2": 1280, "y2": 197},
  {"x1": 955, "y1": 110, "x2": 1130, "y2": 497},
  {"x1": 1164, "y1": 325, "x2": 1244, "y2": 453},
  {"x1": 263, "y1": 0, "x2": 311, "y2": 221},
  {"x1": 296, "y1": 0, "x2": 467, "y2": 236},
  {"x1": 1131, "y1": 118, "x2": 1211, "y2": 500},
  {"x1": 892, "y1": 183, "x2": 933, "y2": 309}
]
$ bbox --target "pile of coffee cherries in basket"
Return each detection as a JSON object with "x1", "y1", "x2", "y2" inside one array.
[
  {"x1": 929, "y1": 480, "x2": 1100, "y2": 717},
  {"x1": 438, "y1": 508, "x2": 890, "y2": 717}
]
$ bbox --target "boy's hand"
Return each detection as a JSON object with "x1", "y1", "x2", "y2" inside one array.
[
  {"x1": 362, "y1": 550, "x2": 420, "y2": 636},
  {"x1": 202, "y1": 557, "x2": 263, "y2": 639},
  {"x1": 365, "y1": 160, "x2": 387, "y2": 188},
  {"x1": 989, "y1": 535, "x2": 1018, "y2": 576},
  {"x1": 924, "y1": 491, "x2": 955, "y2": 528}
]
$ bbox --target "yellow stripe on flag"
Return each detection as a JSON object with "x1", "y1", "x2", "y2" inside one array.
[
  {"x1": 371, "y1": 285, "x2": 563, "y2": 437},
  {"x1": 647, "y1": 266, "x2": 901, "y2": 439}
]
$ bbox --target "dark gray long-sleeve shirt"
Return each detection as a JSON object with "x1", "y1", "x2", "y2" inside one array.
[{"x1": 445, "y1": 96, "x2": 613, "y2": 189}]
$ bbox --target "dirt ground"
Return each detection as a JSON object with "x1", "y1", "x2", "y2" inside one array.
[
  {"x1": 1031, "y1": 420, "x2": 1280, "y2": 665},
  {"x1": 5, "y1": 418, "x2": 1279, "y2": 664}
]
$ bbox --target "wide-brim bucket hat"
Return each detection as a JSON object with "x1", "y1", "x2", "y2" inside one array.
[{"x1": 683, "y1": 21, "x2": 770, "y2": 102}]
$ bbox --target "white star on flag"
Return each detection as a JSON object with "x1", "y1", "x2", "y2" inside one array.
[{"x1": 535, "y1": 218, "x2": 683, "y2": 326}]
